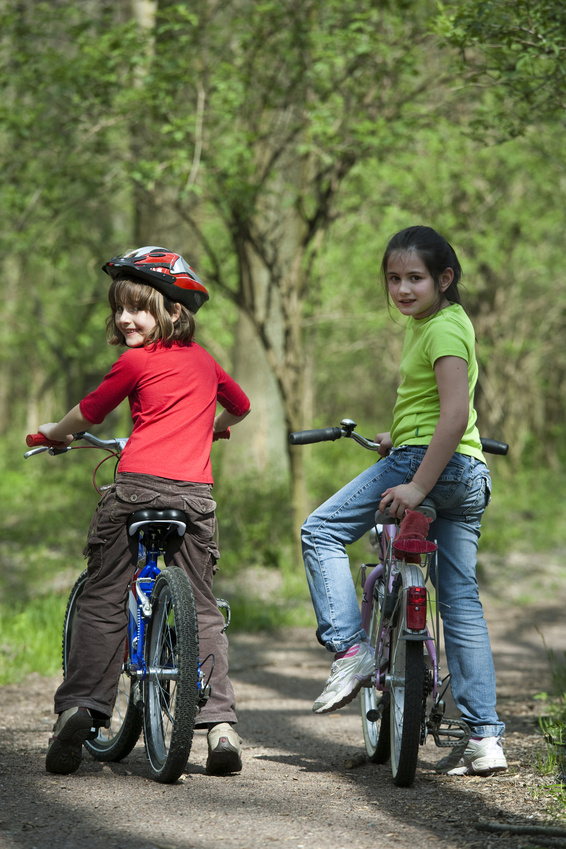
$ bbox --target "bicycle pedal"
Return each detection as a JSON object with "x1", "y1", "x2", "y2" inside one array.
[
  {"x1": 366, "y1": 696, "x2": 388, "y2": 723},
  {"x1": 89, "y1": 717, "x2": 110, "y2": 736},
  {"x1": 428, "y1": 716, "x2": 470, "y2": 748}
]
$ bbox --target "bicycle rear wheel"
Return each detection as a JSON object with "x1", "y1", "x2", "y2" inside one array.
[
  {"x1": 62, "y1": 570, "x2": 142, "y2": 762},
  {"x1": 389, "y1": 609, "x2": 425, "y2": 787},
  {"x1": 143, "y1": 567, "x2": 199, "y2": 784},
  {"x1": 360, "y1": 577, "x2": 390, "y2": 763}
]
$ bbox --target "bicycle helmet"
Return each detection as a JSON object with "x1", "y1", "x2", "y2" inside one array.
[{"x1": 102, "y1": 246, "x2": 209, "y2": 313}]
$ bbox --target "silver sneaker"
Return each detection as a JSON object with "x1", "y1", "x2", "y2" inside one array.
[
  {"x1": 436, "y1": 735, "x2": 508, "y2": 776},
  {"x1": 313, "y1": 642, "x2": 375, "y2": 714}
]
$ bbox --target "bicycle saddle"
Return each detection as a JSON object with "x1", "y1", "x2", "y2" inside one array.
[
  {"x1": 127, "y1": 508, "x2": 188, "y2": 537},
  {"x1": 374, "y1": 497, "x2": 436, "y2": 525}
]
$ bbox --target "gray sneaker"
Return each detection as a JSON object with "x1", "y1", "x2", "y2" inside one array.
[
  {"x1": 436, "y1": 735, "x2": 507, "y2": 776},
  {"x1": 46, "y1": 707, "x2": 95, "y2": 775},
  {"x1": 313, "y1": 642, "x2": 375, "y2": 714},
  {"x1": 206, "y1": 723, "x2": 242, "y2": 775}
]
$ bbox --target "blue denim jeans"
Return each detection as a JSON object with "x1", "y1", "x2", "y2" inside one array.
[{"x1": 301, "y1": 447, "x2": 504, "y2": 737}]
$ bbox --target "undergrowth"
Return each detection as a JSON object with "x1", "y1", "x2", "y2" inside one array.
[{"x1": 535, "y1": 644, "x2": 566, "y2": 819}]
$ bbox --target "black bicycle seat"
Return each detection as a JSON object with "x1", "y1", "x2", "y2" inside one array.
[{"x1": 127, "y1": 508, "x2": 188, "y2": 537}]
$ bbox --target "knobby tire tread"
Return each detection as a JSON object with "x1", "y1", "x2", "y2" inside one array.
[
  {"x1": 62, "y1": 570, "x2": 142, "y2": 762},
  {"x1": 360, "y1": 578, "x2": 390, "y2": 764},
  {"x1": 143, "y1": 567, "x2": 199, "y2": 784},
  {"x1": 389, "y1": 622, "x2": 425, "y2": 787}
]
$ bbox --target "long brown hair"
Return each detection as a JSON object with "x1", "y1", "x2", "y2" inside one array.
[{"x1": 106, "y1": 276, "x2": 195, "y2": 347}]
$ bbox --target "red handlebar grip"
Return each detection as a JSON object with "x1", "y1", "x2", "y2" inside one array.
[{"x1": 26, "y1": 433, "x2": 67, "y2": 448}]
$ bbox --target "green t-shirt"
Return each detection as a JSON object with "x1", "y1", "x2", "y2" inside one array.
[{"x1": 390, "y1": 304, "x2": 484, "y2": 462}]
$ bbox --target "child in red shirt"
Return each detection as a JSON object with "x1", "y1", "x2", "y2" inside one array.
[{"x1": 38, "y1": 247, "x2": 250, "y2": 777}]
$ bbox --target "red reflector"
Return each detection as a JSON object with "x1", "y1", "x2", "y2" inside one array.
[{"x1": 406, "y1": 586, "x2": 427, "y2": 630}]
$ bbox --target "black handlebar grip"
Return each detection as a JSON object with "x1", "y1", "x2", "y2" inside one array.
[
  {"x1": 480, "y1": 438, "x2": 509, "y2": 456},
  {"x1": 288, "y1": 427, "x2": 343, "y2": 445}
]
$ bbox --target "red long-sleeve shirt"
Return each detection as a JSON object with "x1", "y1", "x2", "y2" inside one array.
[{"x1": 80, "y1": 342, "x2": 250, "y2": 483}]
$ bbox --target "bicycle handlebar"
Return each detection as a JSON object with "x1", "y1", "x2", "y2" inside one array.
[
  {"x1": 288, "y1": 427, "x2": 343, "y2": 445},
  {"x1": 478, "y1": 438, "x2": 508, "y2": 456},
  {"x1": 24, "y1": 431, "x2": 129, "y2": 459},
  {"x1": 288, "y1": 419, "x2": 508, "y2": 456},
  {"x1": 25, "y1": 426, "x2": 231, "y2": 458}
]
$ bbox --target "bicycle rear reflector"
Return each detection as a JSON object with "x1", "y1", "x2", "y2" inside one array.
[{"x1": 406, "y1": 587, "x2": 427, "y2": 630}]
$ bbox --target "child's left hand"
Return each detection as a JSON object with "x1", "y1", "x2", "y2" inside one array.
[{"x1": 379, "y1": 481, "x2": 427, "y2": 519}]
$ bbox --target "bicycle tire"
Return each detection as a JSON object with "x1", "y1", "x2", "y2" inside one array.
[
  {"x1": 360, "y1": 577, "x2": 390, "y2": 763},
  {"x1": 62, "y1": 570, "x2": 143, "y2": 762},
  {"x1": 389, "y1": 612, "x2": 425, "y2": 787},
  {"x1": 143, "y1": 567, "x2": 199, "y2": 784}
]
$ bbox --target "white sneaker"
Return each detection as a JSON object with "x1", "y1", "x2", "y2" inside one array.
[
  {"x1": 436, "y1": 735, "x2": 507, "y2": 775},
  {"x1": 313, "y1": 642, "x2": 375, "y2": 714}
]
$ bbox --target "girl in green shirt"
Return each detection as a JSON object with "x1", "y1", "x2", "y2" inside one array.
[{"x1": 302, "y1": 225, "x2": 507, "y2": 777}]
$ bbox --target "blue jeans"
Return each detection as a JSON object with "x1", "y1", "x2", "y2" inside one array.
[{"x1": 301, "y1": 447, "x2": 504, "y2": 737}]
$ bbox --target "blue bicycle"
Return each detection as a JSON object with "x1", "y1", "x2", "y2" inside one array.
[{"x1": 26, "y1": 431, "x2": 222, "y2": 783}]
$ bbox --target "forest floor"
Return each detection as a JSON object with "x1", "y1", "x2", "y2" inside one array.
[{"x1": 1, "y1": 553, "x2": 566, "y2": 849}]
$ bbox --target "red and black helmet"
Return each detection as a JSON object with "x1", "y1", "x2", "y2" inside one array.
[{"x1": 102, "y1": 246, "x2": 209, "y2": 313}]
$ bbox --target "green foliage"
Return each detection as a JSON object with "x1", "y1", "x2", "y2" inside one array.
[
  {"x1": 1, "y1": 2, "x2": 566, "y2": 714},
  {"x1": 214, "y1": 473, "x2": 296, "y2": 575},
  {"x1": 435, "y1": 0, "x2": 566, "y2": 139},
  {"x1": 480, "y1": 464, "x2": 566, "y2": 556},
  {"x1": 0, "y1": 594, "x2": 66, "y2": 685}
]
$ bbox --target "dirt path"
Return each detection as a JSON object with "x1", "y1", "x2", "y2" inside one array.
[{"x1": 1, "y1": 575, "x2": 565, "y2": 849}]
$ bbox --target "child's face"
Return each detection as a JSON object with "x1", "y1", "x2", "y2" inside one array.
[
  {"x1": 115, "y1": 305, "x2": 157, "y2": 347},
  {"x1": 385, "y1": 250, "x2": 451, "y2": 320}
]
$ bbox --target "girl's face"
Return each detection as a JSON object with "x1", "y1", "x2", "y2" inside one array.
[
  {"x1": 115, "y1": 305, "x2": 157, "y2": 347},
  {"x1": 385, "y1": 250, "x2": 452, "y2": 320}
]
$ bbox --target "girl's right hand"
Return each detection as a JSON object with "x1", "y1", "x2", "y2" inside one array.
[{"x1": 375, "y1": 432, "x2": 392, "y2": 457}]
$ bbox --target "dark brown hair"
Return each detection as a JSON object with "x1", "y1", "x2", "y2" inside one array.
[
  {"x1": 381, "y1": 225, "x2": 463, "y2": 308},
  {"x1": 106, "y1": 276, "x2": 195, "y2": 346}
]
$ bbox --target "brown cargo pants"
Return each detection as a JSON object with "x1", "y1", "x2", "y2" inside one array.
[{"x1": 54, "y1": 472, "x2": 237, "y2": 727}]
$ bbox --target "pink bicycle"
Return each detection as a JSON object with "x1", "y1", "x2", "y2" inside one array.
[{"x1": 289, "y1": 418, "x2": 507, "y2": 787}]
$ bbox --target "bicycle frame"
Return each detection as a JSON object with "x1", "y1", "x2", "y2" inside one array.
[
  {"x1": 361, "y1": 525, "x2": 439, "y2": 698},
  {"x1": 361, "y1": 525, "x2": 441, "y2": 706},
  {"x1": 126, "y1": 522, "x2": 211, "y2": 702},
  {"x1": 127, "y1": 536, "x2": 166, "y2": 681}
]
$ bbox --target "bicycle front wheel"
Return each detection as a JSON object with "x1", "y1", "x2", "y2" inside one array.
[
  {"x1": 62, "y1": 570, "x2": 142, "y2": 762},
  {"x1": 389, "y1": 613, "x2": 425, "y2": 787},
  {"x1": 143, "y1": 567, "x2": 199, "y2": 784},
  {"x1": 360, "y1": 577, "x2": 390, "y2": 763}
]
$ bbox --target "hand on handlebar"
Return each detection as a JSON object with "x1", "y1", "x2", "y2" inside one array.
[
  {"x1": 212, "y1": 428, "x2": 231, "y2": 442},
  {"x1": 375, "y1": 432, "x2": 392, "y2": 457},
  {"x1": 38, "y1": 423, "x2": 74, "y2": 447},
  {"x1": 379, "y1": 481, "x2": 428, "y2": 520}
]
